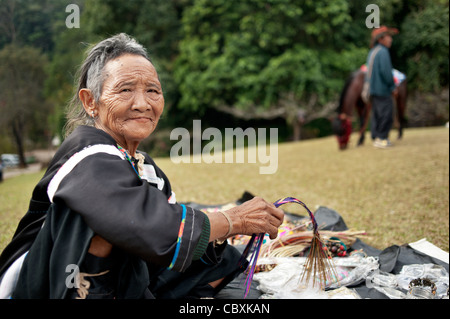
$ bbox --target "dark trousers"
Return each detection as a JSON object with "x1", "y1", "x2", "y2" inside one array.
[{"x1": 371, "y1": 95, "x2": 394, "y2": 140}]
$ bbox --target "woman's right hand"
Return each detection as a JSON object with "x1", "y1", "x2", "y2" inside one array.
[{"x1": 224, "y1": 196, "x2": 284, "y2": 240}]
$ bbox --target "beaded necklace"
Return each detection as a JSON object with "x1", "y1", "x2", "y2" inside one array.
[{"x1": 117, "y1": 145, "x2": 141, "y2": 178}]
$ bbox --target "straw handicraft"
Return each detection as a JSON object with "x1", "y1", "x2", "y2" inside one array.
[
  {"x1": 259, "y1": 230, "x2": 367, "y2": 260},
  {"x1": 238, "y1": 196, "x2": 339, "y2": 298}
]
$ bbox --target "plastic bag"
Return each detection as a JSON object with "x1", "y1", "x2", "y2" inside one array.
[
  {"x1": 398, "y1": 264, "x2": 449, "y2": 299},
  {"x1": 254, "y1": 255, "x2": 377, "y2": 299},
  {"x1": 327, "y1": 256, "x2": 379, "y2": 289}
]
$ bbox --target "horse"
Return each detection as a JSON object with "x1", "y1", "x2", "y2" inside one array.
[{"x1": 333, "y1": 67, "x2": 408, "y2": 150}]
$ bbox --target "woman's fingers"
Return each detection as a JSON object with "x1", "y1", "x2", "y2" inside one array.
[{"x1": 225, "y1": 196, "x2": 284, "y2": 238}]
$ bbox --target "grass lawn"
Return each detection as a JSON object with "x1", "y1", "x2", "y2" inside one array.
[
  {"x1": 1, "y1": 126, "x2": 448, "y2": 253},
  {"x1": 0, "y1": 172, "x2": 43, "y2": 251}
]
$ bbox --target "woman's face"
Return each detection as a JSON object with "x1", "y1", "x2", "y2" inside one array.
[{"x1": 93, "y1": 54, "x2": 164, "y2": 150}]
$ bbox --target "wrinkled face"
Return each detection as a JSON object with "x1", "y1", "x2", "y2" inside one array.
[{"x1": 95, "y1": 54, "x2": 164, "y2": 148}]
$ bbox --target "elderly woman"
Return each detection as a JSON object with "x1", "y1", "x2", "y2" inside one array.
[{"x1": 0, "y1": 34, "x2": 283, "y2": 299}]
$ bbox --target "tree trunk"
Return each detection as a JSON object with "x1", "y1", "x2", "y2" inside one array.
[
  {"x1": 11, "y1": 117, "x2": 27, "y2": 168},
  {"x1": 292, "y1": 119, "x2": 302, "y2": 141}
]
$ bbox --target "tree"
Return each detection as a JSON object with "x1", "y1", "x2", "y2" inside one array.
[
  {"x1": 397, "y1": 0, "x2": 449, "y2": 92},
  {"x1": 45, "y1": 1, "x2": 89, "y2": 140},
  {"x1": 81, "y1": 0, "x2": 186, "y2": 113},
  {"x1": 0, "y1": 44, "x2": 49, "y2": 167},
  {"x1": 0, "y1": 0, "x2": 68, "y2": 53},
  {"x1": 174, "y1": 0, "x2": 367, "y2": 140}
]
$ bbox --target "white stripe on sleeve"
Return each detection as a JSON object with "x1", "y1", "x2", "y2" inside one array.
[{"x1": 47, "y1": 144, "x2": 125, "y2": 202}]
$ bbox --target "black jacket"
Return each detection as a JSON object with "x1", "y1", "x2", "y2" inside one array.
[{"x1": 0, "y1": 126, "x2": 211, "y2": 298}]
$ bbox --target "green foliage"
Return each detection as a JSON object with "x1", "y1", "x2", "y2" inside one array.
[
  {"x1": 44, "y1": 19, "x2": 90, "y2": 139},
  {"x1": 82, "y1": 0, "x2": 185, "y2": 112},
  {"x1": 397, "y1": 0, "x2": 449, "y2": 92},
  {"x1": 0, "y1": 0, "x2": 69, "y2": 52},
  {"x1": 0, "y1": 44, "x2": 50, "y2": 153},
  {"x1": 0, "y1": 0, "x2": 448, "y2": 149},
  {"x1": 0, "y1": 44, "x2": 49, "y2": 117},
  {"x1": 175, "y1": 0, "x2": 360, "y2": 116},
  {"x1": 0, "y1": 134, "x2": 15, "y2": 155}
]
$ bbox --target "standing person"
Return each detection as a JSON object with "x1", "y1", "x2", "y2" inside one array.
[
  {"x1": 0, "y1": 33, "x2": 284, "y2": 299},
  {"x1": 367, "y1": 26, "x2": 399, "y2": 148}
]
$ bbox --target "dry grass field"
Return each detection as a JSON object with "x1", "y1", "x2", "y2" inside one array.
[
  {"x1": 1, "y1": 126, "x2": 448, "y2": 253},
  {"x1": 158, "y1": 126, "x2": 449, "y2": 252}
]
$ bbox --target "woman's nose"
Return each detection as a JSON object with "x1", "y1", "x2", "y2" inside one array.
[{"x1": 131, "y1": 91, "x2": 150, "y2": 112}]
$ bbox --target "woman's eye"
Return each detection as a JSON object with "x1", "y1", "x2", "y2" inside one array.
[
  {"x1": 121, "y1": 88, "x2": 131, "y2": 92},
  {"x1": 147, "y1": 89, "x2": 162, "y2": 100}
]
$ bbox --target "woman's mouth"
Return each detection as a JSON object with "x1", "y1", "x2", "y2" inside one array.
[{"x1": 128, "y1": 117, "x2": 152, "y2": 123}]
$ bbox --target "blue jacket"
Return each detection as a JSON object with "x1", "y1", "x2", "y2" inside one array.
[{"x1": 367, "y1": 44, "x2": 396, "y2": 97}]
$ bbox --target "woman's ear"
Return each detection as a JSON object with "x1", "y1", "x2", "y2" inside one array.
[{"x1": 79, "y1": 88, "x2": 96, "y2": 116}]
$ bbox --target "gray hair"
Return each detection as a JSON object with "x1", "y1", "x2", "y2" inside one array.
[{"x1": 64, "y1": 33, "x2": 150, "y2": 136}]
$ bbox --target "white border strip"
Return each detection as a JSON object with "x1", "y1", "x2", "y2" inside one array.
[
  {"x1": 47, "y1": 144, "x2": 125, "y2": 202},
  {"x1": 409, "y1": 238, "x2": 449, "y2": 264}
]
